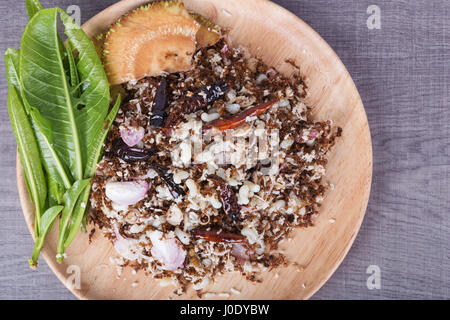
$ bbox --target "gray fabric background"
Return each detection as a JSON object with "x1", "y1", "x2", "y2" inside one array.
[{"x1": 0, "y1": 0, "x2": 449, "y2": 300}]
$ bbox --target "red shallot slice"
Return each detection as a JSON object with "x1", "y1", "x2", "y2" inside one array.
[
  {"x1": 266, "y1": 68, "x2": 277, "y2": 78},
  {"x1": 113, "y1": 226, "x2": 139, "y2": 261},
  {"x1": 231, "y1": 243, "x2": 253, "y2": 264},
  {"x1": 105, "y1": 180, "x2": 148, "y2": 206},
  {"x1": 120, "y1": 125, "x2": 145, "y2": 147},
  {"x1": 149, "y1": 230, "x2": 186, "y2": 271},
  {"x1": 221, "y1": 44, "x2": 228, "y2": 54},
  {"x1": 309, "y1": 129, "x2": 319, "y2": 139}
]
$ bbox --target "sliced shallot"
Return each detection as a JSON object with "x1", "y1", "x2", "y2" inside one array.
[
  {"x1": 149, "y1": 230, "x2": 186, "y2": 271},
  {"x1": 266, "y1": 68, "x2": 277, "y2": 77},
  {"x1": 120, "y1": 125, "x2": 145, "y2": 147},
  {"x1": 221, "y1": 44, "x2": 228, "y2": 54},
  {"x1": 105, "y1": 180, "x2": 148, "y2": 206},
  {"x1": 113, "y1": 226, "x2": 139, "y2": 261},
  {"x1": 231, "y1": 243, "x2": 253, "y2": 264}
]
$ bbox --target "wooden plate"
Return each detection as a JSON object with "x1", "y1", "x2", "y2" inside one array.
[{"x1": 17, "y1": 0, "x2": 372, "y2": 299}]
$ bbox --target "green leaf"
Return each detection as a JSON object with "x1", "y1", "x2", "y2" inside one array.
[
  {"x1": 6, "y1": 47, "x2": 72, "y2": 191},
  {"x1": 5, "y1": 50, "x2": 47, "y2": 235},
  {"x1": 20, "y1": 9, "x2": 84, "y2": 181},
  {"x1": 63, "y1": 96, "x2": 121, "y2": 255},
  {"x1": 56, "y1": 178, "x2": 91, "y2": 262},
  {"x1": 60, "y1": 10, "x2": 111, "y2": 175},
  {"x1": 65, "y1": 42, "x2": 81, "y2": 97},
  {"x1": 25, "y1": 0, "x2": 44, "y2": 20},
  {"x1": 28, "y1": 107, "x2": 73, "y2": 189},
  {"x1": 5, "y1": 49, "x2": 22, "y2": 92},
  {"x1": 57, "y1": 12, "x2": 117, "y2": 257},
  {"x1": 29, "y1": 205, "x2": 63, "y2": 268},
  {"x1": 47, "y1": 175, "x2": 64, "y2": 207},
  {"x1": 85, "y1": 95, "x2": 121, "y2": 178},
  {"x1": 63, "y1": 186, "x2": 91, "y2": 249},
  {"x1": 40, "y1": 206, "x2": 64, "y2": 240},
  {"x1": 7, "y1": 88, "x2": 46, "y2": 234},
  {"x1": 12, "y1": 6, "x2": 117, "y2": 265},
  {"x1": 5, "y1": 49, "x2": 34, "y2": 200}
]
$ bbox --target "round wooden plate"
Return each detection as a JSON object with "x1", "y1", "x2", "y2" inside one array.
[{"x1": 17, "y1": 0, "x2": 372, "y2": 299}]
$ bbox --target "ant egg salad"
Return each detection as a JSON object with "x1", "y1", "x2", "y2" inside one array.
[{"x1": 89, "y1": 1, "x2": 342, "y2": 295}]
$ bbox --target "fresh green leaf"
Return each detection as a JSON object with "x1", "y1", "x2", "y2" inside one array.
[
  {"x1": 85, "y1": 95, "x2": 121, "y2": 178},
  {"x1": 63, "y1": 186, "x2": 90, "y2": 249},
  {"x1": 47, "y1": 175, "x2": 64, "y2": 207},
  {"x1": 56, "y1": 178, "x2": 91, "y2": 262},
  {"x1": 25, "y1": 0, "x2": 44, "y2": 20},
  {"x1": 20, "y1": 9, "x2": 84, "y2": 181},
  {"x1": 40, "y1": 206, "x2": 64, "y2": 242},
  {"x1": 6, "y1": 47, "x2": 73, "y2": 190},
  {"x1": 5, "y1": 50, "x2": 47, "y2": 236},
  {"x1": 4, "y1": 49, "x2": 22, "y2": 92},
  {"x1": 29, "y1": 205, "x2": 63, "y2": 268},
  {"x1": 7, "y1": 88, "x2": 46, "y2": 235},
  {"x1": 5, "y1": 50, "x2": 34, "y2": 202},
  {"x1": 9, "y1": 5, "x2": 117, "y2": 266},
  {"x1": 58, "y1": 12, "x2": 118, "y2": 256},
  {"x1": 78, "y1": 95, "x2": 121, "y2": 233},
  {"x1": 65, "y1": 42, "x2": 81, "y2": 97},
  {"x1": 64, "y1": 96, "x2": 122, "y2": 245},
  {"x1": 60, "y1": 10, "x2": 111, "y2": 175},
  {"x1": 28, "y1": 107, "x2": 73, "y2": 189}
]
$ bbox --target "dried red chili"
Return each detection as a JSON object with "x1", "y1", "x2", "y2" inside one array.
[
  {"x1": 203, "y1": 100, "x2": 277, "y2": 132},
  {"x1": 207, "y1": 174, "x2": 240, "y2": 221},
  {"x1": 191, "y1": 227, "x2": 246, "y2": 244}
]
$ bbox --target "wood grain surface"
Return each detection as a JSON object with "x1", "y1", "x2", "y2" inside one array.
[{"x1": 1, "y1": 0, "x2": 449, "y2": 300}]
